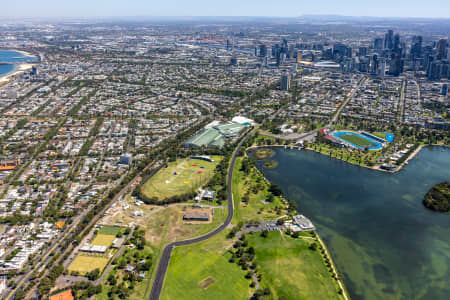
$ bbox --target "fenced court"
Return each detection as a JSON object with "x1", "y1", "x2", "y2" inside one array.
[{"x1": 98, "y1": 225, "x2": 122, "y2": 235}]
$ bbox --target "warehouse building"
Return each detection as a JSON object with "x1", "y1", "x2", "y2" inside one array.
[
  {"x1": 183, "y1": 212, "x2": 210, "y2": 222},
  {"x1": 184, "y1": 121, "x2": 246, "y2": 148}
]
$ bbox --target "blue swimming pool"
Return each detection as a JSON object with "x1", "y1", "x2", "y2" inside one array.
[
  {"x1": 381, "y1": 132, "x2": 395, "y2": 143},
  {"x1": 333, "y1": 131, "x2": 383, "y2": 150}
]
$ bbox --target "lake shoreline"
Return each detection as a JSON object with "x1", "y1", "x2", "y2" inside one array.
[
  {"x1": 246, "y1": 147, "x2": 351, "y2": 300},
  {"x1": 248, "y1": 143, "x2": 449, "y2": 174},
  {"x1": 254, "y1": 146, "x2": 450, "y2": 299}
]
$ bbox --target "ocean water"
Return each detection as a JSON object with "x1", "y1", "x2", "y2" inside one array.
[
  {"x1": 0, "y1": 64, "x2": 15, "y2": 77},
  {"x1": 255, "y1": 146, "x2": 450, "y2": 300},
  {"x1": 0, "y1": 50, "x2": 37, "y2": 77}
]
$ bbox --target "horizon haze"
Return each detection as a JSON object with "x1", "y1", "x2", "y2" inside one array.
[{"x1": 2, "y1": 0, "x2": 450, "y2": 19}]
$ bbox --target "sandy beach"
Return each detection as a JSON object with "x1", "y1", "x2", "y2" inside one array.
[
  {"x1": 14, "y1": 49, "x2": 36, "y2": 58},
  {"x1": 0, "y1": 48, "x2": 36, "y2": 59},
  {"x1": 0, "y1": 63, "x2": 34, "y2": 87}
]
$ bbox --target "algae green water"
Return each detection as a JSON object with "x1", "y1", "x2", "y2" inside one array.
[{"x1": 255, "y1": 146, "x2": 450, "y2": 300}]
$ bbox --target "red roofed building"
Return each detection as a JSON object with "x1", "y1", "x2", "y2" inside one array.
[{"x1": 49, "y1": 289, "x2": 74, "y2": 300}]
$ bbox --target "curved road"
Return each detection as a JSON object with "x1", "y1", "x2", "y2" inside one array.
[{"x1": 149, "y1": 130, "x2": 253, "y2": 300}]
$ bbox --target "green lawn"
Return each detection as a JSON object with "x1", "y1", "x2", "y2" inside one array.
[
  {"x1": 68, "y1": 254, "x2": 109, "y2": 275},
  {"x1": 232, "y1": 157, "x2": 287, "y2": 224},
  {"x1": 141, "y1": 156, "x2": 221, "y2": 201},
  {"x1": 91, "y1": 234, "x2": 116, "y2": 247},
  {"x1": 160, "y1": 231, "x2": 251, "y2": 300},
  {"x1": 338, "y1": 134, "x2": 374, "y2": 147},
  {"x1": 309, "y1": 142, "x2": 382, "y2": 167},
  {"x1": 98, "y1": 225, "x2": 122, "y2": 235},
  {"x1": 247, "y1": 231, "x2": 344, "y2": 300}
]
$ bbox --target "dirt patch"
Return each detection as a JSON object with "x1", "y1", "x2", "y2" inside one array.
[{"x1": 198, "y1": 277, "x2": 216, "y2": 289}]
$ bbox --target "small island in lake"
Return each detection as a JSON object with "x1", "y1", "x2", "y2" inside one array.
[
  {"x1": 253, "y1": 148, "x2": 275, "y2": 160},
  {"x1": 263, "y1": 160, "x2": 278, "y2": 169},
  {"x1": 423, "y1": 182, "x2": 450, "y2": 212}
]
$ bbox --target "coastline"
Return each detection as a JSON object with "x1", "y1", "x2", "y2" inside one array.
[
  {"x1": 247, "y1": 143, "x2": 449, "y2": 174},
  {"x1": 0, "y1": 48, "x2": 36, "y2": 59},
  {"x1": 0, "y1": 49, "x2": 38, "y2": 87},
  {"x1": 246, "y1": 146, "x2": 350, "y2": 300},
  {"x1": 13, "y1": 49, "x2": 36, "y2": 58},
  {"x1": 249, "y1": 143, "x2": 450, "y2": 300},
  {"x1": 0, "y1": 63, "x2": 33, "y2": 87},
  {"x1": 316, "y1": 234, "x2": 350, "y2": 300}
]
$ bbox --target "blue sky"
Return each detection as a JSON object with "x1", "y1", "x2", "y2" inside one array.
[{"x1": 2, "y1": 0, "x2": 449, "y2": 18}]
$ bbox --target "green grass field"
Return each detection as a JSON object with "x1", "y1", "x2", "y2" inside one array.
[
  {"x1": 91, "y1": 234, "x2": 116, "y2": 247},
  {"x1": 98, "y1": 225, "x2": 122, "y2": 235},
  {"x1": 160, "y1": 231, "x2": 251, "y2": 300},
  {"x1": 232, "y1": 157, "x2": 287, "y2": 224},
  {"x1": 141, "y1": 156, "x2": 221, "y2": 201},
  {"x1": 247, "y1": 231, "x2": 344, "y2": 300},
  {"x1": 68, "y1": 254, "x2": 109, "y2": 274},
  {"x1": 372, "y1": 132, "x2": 388, "y2": 139},
  {"x1": 339, "y1": 134, "x2": 374, "y2": 147}
]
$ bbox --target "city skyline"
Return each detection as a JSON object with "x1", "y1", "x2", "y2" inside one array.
[{"x1": 2, "y1": 0, "x2": 450, "y2": 19}]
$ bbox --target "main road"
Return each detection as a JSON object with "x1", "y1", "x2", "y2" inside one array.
[
  {"x1": 7, "y1": 159, "x2": 160, "y2": 300},
  {"x1": 330, "y1": 76, "x2": 366, "y2": 125},
  {"x1": 149, "y1": 129, "x2": 254, "y2": 300}
]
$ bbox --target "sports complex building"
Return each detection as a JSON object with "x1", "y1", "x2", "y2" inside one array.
[
  {"x1": 184, "y1": 120, "x2": 248, "y2": 148},
  {"x1": 320, "y1": 128, "x2": 394, "y2": 150}
]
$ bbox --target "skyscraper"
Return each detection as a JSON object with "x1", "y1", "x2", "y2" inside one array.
[
  {"x1": 379, "y1": 59, "x2": 386, "y2": 77},
  {"x1": 437, "y1": 39, "x2": 448, "y2": 60},
  {"x1": 275, "y1": 51, "x2": 281, "y2": 66},
  {"x1": 427, "y1": 60, "x2": 441, "y2": 80},
  {"x1": 374, "y1": 38, "x2": 383, "y2": 51},
  {"x1": 389, "y1": 53, "x2": 403, "y2": 76},
  {"x1": 333, "y1": 43, "x2": 351, "y2": 58},
  {"x1": 371, "y1": 54, "x2": 379, "y2": 74},
  {"x1": 281, "y1": 73, "x2": 290, "y2": 91},
  {"x1": 358, "y1": 47, "x2": 367, "y2": 57},
  {"x1": 411, "y1": 36, "x2": 423, "y2": 60},
  {"x1": 259, "y1": 44, "x2": 267, "y2": 57},
  {"x1": 384, "y1": 30, "x2": 394, "y2": 50},
  {"x1": 394, "y1": 34, "x2": 400, "y2": 50}
]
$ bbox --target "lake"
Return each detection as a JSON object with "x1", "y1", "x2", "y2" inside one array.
[{"x1": 255, "y1": 146, "x2": 450, "y2": 300}]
